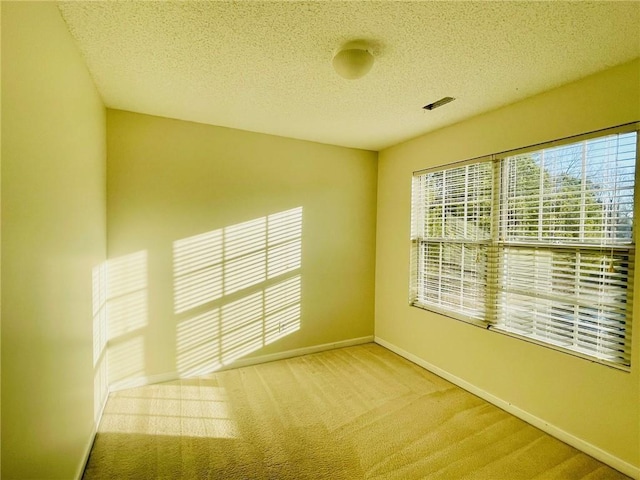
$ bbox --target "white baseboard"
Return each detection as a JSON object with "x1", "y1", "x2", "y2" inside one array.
[
  {"x1": 374, "y1": 336, "x2": 639, "y2": 479},
  {"x1": 109, "y1": 371, "x2": 178, "y2": 392},
  {"x1": 108, "y1": 335, "x2": 375, "y2": 392},
  {"x1": 224, "y1": 335, "x2": 375, "y2": 369}
]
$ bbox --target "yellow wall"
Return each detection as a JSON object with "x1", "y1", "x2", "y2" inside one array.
[
  {"x1": 1, "y1": 3, "x2": 106, "y2": 479},
  {"x1": 375, "y1": 59, "x2": 640, "y2": 468},
  {"x1": 106, "y1": 110, "x2": 377, "y2": 385},
  {"x1": 1, "y1": 2, "x2": 637, "y2": 476}
]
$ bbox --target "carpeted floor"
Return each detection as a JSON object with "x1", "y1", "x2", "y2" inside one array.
[{"x1": 82, "y1": 343, "x2": 630, "y2": 479}]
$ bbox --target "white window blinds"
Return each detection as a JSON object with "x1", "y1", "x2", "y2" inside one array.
[
  {"x1": 411, "y1": 162, "x2": 493, "y2": 324},
  {"x1": 410, "y1": 125, "x2": 637, "y2": 369}
]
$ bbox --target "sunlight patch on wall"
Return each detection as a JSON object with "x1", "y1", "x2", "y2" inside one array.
[
  {"x1": 224, "y1": 218, "x2": 267, "y2": 295},
  {"x1": 267, "y1": 209, "x2": 302, "y2": 279},
  {"x1": 92, "y1": 262, "x2": 109, "y2": 422},
  {"x1": 265, "y1": 276, "x2": 301, "y2": 345},
  {"x1": 221, "y1": 291, "x2": 265, "y2": 364},
  {"x1": 177, "y1": 309, "x2": 222, "y2": 376},
  {"x1": 173, "y1": 230, "x2": 224, "y2": 314},
  {"x1": 109, "y1": 337, "x2": 145, "y2": 387},
  {"x1": 106, "y1": 251, "x2": 148, "y2": 388},
  {"x1": 108, "y1": 251, "x2": 148, "y2": 337},
  {"x1": 99, "y1": 383, "x2": 238, "y2": 439},
  {"x1": 92, "y1": 262, "x2": 108, "y2": 365},
  {"x1": 174, "y1": 207, "x2": 303, "y2": 377}
]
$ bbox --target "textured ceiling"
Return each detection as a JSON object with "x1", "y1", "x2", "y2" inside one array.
[{"x1": 58, "y1": 1, "x2": 640, "y2": 151}]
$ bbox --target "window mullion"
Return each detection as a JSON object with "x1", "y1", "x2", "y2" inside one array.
[
  {"x1": 485, "y1": 157, "x2": 501, "y2": 325},
  {"x1": 579, "y1": 142, "x2": 587, "y2": 242},
  {"x1": 573, "y1": 250, "x2": 581, "y2": 347},
  {"x1": 538, "y1": 149, "x2": 545, "y2": 242},
  {"x1": 441, "y1": 169, "x2": 446, "y2": 238}
]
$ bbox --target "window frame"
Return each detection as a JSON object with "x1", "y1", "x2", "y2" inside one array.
[{"x1": 410, "y1": 122, "x2": 639, "y2": 370}]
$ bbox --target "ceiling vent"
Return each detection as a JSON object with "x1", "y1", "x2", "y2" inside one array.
[{"x1": 423, "y1": 97, "x2": 455, "y2": 110}]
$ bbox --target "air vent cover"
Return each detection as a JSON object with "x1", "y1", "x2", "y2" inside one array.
[{"x1": 423, "y1": 97, "x2": 455, "y2": 110}]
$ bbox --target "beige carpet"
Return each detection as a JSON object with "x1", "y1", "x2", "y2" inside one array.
[{"x1": 83, "y1": 343, "x2": 630, "y2": 479}]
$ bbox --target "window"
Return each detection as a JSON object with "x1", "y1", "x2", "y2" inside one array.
[{"x1": 410, "y1": 124, "x2": 638, "y2": 369}]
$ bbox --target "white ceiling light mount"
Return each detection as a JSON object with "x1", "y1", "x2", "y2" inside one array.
[{"x1": 332, "y1": 40, "x2": 375, "y2": 80}]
